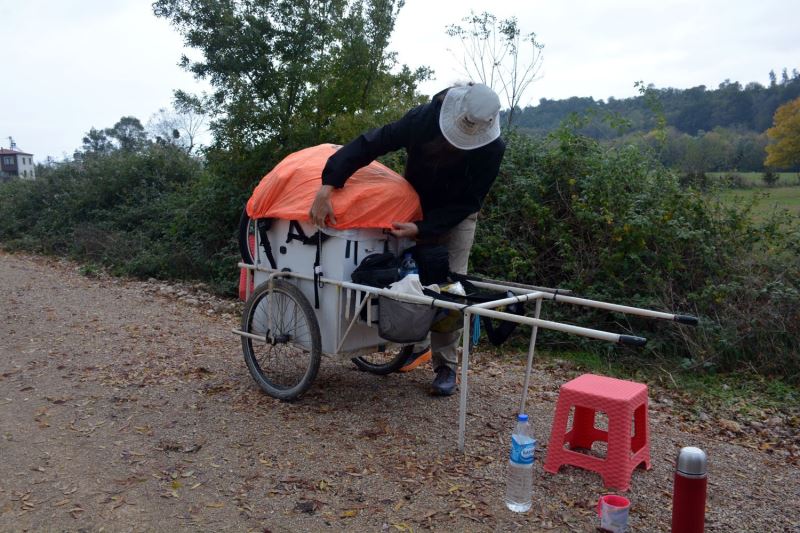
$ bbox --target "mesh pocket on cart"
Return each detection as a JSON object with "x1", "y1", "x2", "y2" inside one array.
[{"x1": 377, "y1": 296, "x2": 437, "y2": 343}]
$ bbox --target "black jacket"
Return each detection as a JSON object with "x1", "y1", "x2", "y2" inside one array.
[{"x1": 321, "y1": 89, "x2": 506, "y2": 239}]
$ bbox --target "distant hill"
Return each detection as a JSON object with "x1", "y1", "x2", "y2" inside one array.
[{"x1": 511, "y1": 69, "x2": 800, "y2": 139}]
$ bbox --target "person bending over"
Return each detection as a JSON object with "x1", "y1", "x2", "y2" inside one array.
[{"x1": 310, "y1": 83, "x2": 506, "y2": 396}]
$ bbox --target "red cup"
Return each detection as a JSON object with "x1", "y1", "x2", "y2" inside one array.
[{"x1": 597, "y1": 494, "x2": 630, "y2": 532}]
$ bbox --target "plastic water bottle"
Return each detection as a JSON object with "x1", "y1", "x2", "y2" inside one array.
[
  {"x1": 505, "y1": 413, "x2": 535, "y2": 512},
  {"x1": 397, "y1": 253, "x2": 418, "y2": 279}
]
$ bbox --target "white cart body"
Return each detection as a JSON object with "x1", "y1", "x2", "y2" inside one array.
[
  {"x1": 252, "y1": 218, "x2": 413, "y2": 356},
  {"x1": 240, "y1": 218, "x2": 697, "y2": 452}
]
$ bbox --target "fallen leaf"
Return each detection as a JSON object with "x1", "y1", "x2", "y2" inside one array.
[{"x1": 719, "y1": 419, "x2": 742, "y2": 433}]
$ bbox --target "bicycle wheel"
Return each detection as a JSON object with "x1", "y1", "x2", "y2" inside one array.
[
  {"x1": 238, "y1": 206, "x2": 255, "y2": 265},
  {"x1": 242, "y1": 280, "x2": 321, "y2": 400},
  {"x1": 352, "y1": 345, "x2": 413, "y2": 375}
]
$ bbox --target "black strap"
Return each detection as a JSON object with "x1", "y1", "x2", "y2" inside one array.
[
  {"x1": 257, "y1": 219, "x2": 277, "y2": 270},
  {"x1": 345, "y1": 240, "x2": 351, "y2": 259},
  {"x1": 284, "y1": 220, "x2": 330, "y2": 308},
  {"x1": 353, "y1": 241, "x2": 358, "y2": 265},
  {"x1": 313, "y1": 231, "x2": 323, "y2": 309}
]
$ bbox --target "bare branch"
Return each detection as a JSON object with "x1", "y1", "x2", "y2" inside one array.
[{"x1": 446, "y1": 12, "x2": 544, "y2": 127}]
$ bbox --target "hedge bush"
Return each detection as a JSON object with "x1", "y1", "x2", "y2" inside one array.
[
  {"x1": 473, "y1": 127, "x2": 800, "y2": 379},
  {"x1": 1, "y1": 126, "x2": 798, "y2": 380},
  {"x1": 0, "y1": 145, "x2": 244, "y2": 293}
]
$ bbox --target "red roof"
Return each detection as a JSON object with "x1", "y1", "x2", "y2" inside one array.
[{"x1": 0, "y1": 149, "x2": 32, "y2": 156}]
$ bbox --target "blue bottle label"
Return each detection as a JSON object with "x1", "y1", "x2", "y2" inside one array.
[{"x1": 510, "y1": 435, "x2": 535, "y2": 465}]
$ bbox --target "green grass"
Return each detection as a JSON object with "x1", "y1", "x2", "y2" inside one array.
[
  {"x1": 534, "y1": 349, "x2": 799, "y2": 418},
  {"x1": 708, "y1": 171, "x2": 800, "y2": 187},
  {"x1": 716, "y1": 186, "x2": 800, "y2": 218},
  {"x1": 674, "y1": 372, "x2": 799, "y2": 415}
]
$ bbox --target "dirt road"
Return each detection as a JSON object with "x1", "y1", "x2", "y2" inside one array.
[{"x1": 0, "y1": 251, "x2": 797, "y2": 532}]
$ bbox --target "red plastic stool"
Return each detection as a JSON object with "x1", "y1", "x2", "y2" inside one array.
[{"x1": 543, "y1": 373, "x2": 650, "y2": 491}]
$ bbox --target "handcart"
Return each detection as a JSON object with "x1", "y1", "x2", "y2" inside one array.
[{"x1": 234, "y1": 212, "x2": 698, "y2": 452}]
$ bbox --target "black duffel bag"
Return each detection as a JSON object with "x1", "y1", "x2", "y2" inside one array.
[
  {"x1": 401, "y1": 244, "x2": 450, "y2": 286},
  {"x1": 351, "y1": 252, "x2": 399, "y2": 288}
]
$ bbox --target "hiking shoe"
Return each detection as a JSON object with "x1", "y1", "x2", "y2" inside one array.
[
  {"x1": 431, "y1": 366, "x2": 457, "y2": 396},
  {"x1": 399, "y1": 346, "x2": 432, "y2": 373}
]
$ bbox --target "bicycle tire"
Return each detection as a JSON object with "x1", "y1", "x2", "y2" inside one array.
[
  {"x1": 238, "y1": 206, "x2": 255, "y2": 265},
  {"x1": 352, "y1": 345, "x2": 413, "y2": 375},
  {"x1": 241, "y1": 280, "x2": 321, "y2": 400}
]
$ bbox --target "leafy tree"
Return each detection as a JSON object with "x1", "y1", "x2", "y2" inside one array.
[
  {"x1": 765, "y1": 97, "x2": 800, "y2": 168},
  {"x1": 513, "y1": 71, "x2": 800, "y2": 141},
  {"x1": 446, "y1": 11, "x2": 543, "y2": 127},
  {"x1": 106, "y1": 116, "x2": 149, "y2": 152},
  {"x1": 81, "y1": 117, "x2": 149, "y2": 155},
  {"x1": 762, "y1": 169, "x2": 778, "y2": 186},
  {"x1": 673, "y1": 86, "x2": 712, "y2": 134},
  {"x1": 81, "y1": 127, "x2": 114, "y2": 154},
  {"x1": 153, "y1": 0, "x2": 429, "y2": 182}
]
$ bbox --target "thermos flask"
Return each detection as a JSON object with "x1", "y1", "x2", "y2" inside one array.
[{"x1": 671, "y1": 446, "x2": 708, "y2": 533}]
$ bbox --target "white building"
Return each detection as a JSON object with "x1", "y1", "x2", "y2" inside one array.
[{"x1": 0, "y1": 139, "x2": 35, "y2": 181}]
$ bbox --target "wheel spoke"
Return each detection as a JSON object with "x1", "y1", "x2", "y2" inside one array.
[{"x1": 242, "y1": 281, "x2": 321, "y2": 399}]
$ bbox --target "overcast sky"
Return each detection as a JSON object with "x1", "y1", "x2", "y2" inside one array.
[{"x1": 2, "y1": 0, "x2": 798, "y2": 160}]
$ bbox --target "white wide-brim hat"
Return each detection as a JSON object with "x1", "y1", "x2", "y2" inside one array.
[{"x1": 439, "y1": 83, "x2": 502, "y2": 150}]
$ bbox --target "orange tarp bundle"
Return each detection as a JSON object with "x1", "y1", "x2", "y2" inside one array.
[{"x1": 246, "y1": 144, "x2": 422, "y2": 229}]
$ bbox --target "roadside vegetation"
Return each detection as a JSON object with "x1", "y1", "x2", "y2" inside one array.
[
  {"x1": 707, "y1": 171, "x2": 799, "y2": 187},
  {"x1": 716, "y1": 186, "x2": 800, "y2": 219},
  {"x1": 1, "y1": 1, "x2": 798, "y2": 391}
]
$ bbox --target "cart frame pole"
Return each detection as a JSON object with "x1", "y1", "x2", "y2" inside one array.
[
  {"x1": 518, "y1": 298, "x2": 543, "y2": 416},
  {"x1": 458, "y1": 311, "x2": 471, "y2": 452},
  {"x1": 237, "y1": 264, "x2": 641, "y2": 344}
]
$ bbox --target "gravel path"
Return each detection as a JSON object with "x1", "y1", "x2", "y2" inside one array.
[{"x1": 0, "y1": 251, "x2": 797, "y2": 532}]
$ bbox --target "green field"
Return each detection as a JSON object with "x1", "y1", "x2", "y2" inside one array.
[
  {"x1": 716, "y1": 185, "x2": 800, "y2": 218},
  {"x1": 708, "y1": 171, "x2": 800, "y2": 187}
]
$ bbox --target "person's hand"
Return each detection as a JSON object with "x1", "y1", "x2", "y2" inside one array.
[
  {"x1": 309, "y1": 185, "x2": 336, "y2": 227},
  {"x1": 390, "y1": 222, "x2": 418, "y2": 239}
]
